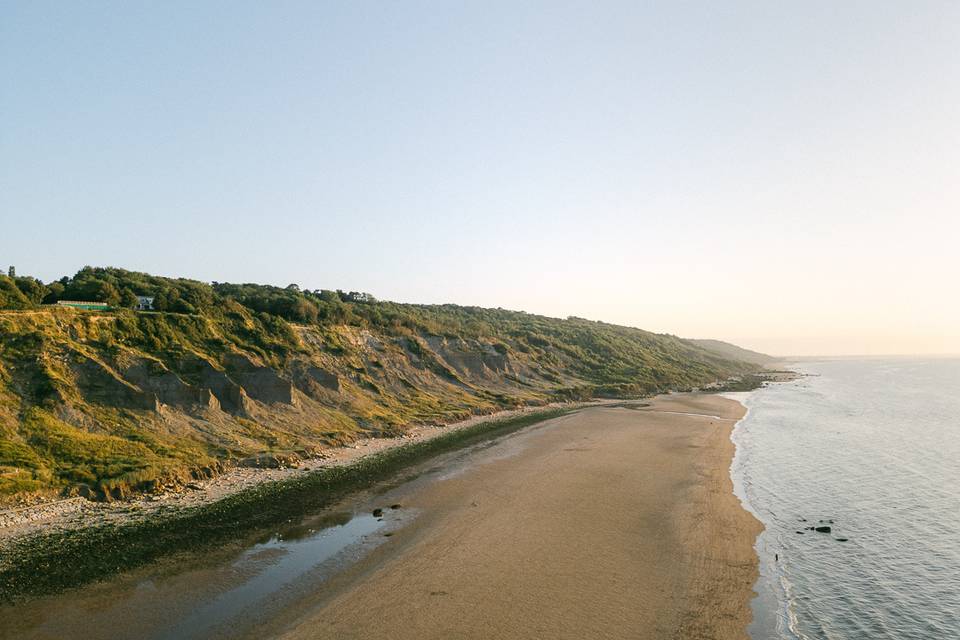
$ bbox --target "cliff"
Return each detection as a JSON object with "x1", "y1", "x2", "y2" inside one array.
[{"x1": 0, "y1": 271, "x2": 760, "y2": 501}]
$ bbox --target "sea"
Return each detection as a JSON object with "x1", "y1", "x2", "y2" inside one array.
[{"x1": 729, "y1": 357, "x2": 960, "y2": 639}]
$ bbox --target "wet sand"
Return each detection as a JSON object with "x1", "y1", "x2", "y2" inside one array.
[{"x1": 272, "y1": 394, "x2": 759, "y2": 640}]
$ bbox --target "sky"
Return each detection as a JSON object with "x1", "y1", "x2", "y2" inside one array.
[{"x1": 2, "y1": 1, "x2": 958, "y2": 357}]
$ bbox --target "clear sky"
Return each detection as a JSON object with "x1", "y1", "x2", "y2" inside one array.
[{"x1": 2, "y1": 2, "x2": 958, "y2": 356}]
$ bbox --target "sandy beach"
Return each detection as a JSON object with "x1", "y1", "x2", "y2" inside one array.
[
  {"x1": 267, "y1": 394, "x2": 759, "y2": 640},
  {"x1": 0, "y1": 394, "x2": 761, "y2": 640}
]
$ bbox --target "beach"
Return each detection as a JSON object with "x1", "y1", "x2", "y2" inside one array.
[
  {"x1": 0, "y1": 394, "x2": 761, "y2": 639},
  {"x1": 267, "y1": 394, "x2": 759, "y2": 640}
]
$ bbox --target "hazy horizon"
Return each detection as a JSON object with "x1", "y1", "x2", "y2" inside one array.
[{"x1": 3, "y1": 2, "x2": 958, "y2": 357}]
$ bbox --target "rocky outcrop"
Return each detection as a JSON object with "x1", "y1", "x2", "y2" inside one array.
[
  {"x1": 173, "y1": 355, "x2": 249, "y2": 414},
  {"x1": 290, "y1": 361, "x2": 341, "y2": 398},
  {"x1": 70, "y1": 353, "x2": 159, "y2": 411},
  {"x1": 224, "y1": 353, "x2": 296, "y2": 406},
  {"x1": 121, "y1": 359, "x2": 218, "y2": 411},
  {"x1": 424, "y1": 336, "x2": 513, "y2": 379}
]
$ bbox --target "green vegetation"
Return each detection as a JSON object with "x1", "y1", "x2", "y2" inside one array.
[
  {"x1": 0, "y1": 407, "x2": 569, "y2": 602},
  {"x1": 689, "y1": 339, "x2": 778, "y2": 366},
  {"x1": 0, "y1": 266, "x2": 761, "y2": 501}
]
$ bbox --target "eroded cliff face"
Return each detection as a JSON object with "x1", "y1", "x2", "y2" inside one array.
[{"x1": 0, "y1": 308, "x2": 749, "y2": 501}]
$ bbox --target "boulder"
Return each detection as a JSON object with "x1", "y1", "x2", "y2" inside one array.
[{"x1": 240, "y1": 452, "x2": 301, "y2": 469}]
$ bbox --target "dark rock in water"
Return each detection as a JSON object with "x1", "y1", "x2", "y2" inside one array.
[
  {"x1": 383, "y1": 532, "x2": 394, "y2": 537},
  {"x1": 390, "y1": 504, "x2": 402, "y2": 510},
  {"x1": 799, "y1": 517, "x2": 807, "y2": 522},
  {"x1": 372, "y1": 508, "x2": 383, "y2": 517},
  {"x1": 814, "y1": 525, "x2": 832, "y2": 533},
  {"x1": 836, "y1": 537, "x2": 849, "y2": 542},
  {"x1": 796, "y1": 531, "x2": 805, "y2": 534}
]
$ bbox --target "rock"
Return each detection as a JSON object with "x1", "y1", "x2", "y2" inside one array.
[
  {"x1": 224, "y1": 353, "x2": 297, "y2": 405},
  {"x1": 240, "y1": 452, "x2": 301, "y2": 469},
  {"x1": 814, "y1": 525, "x2": 831, "y2": 533},
  {"x1": 836, "y1": 537, "x2": 849, "y2": 542},
  {"x1": 796, "y1": 531, "x2": 805, "y2": 534},
  {"x1": 390, "y1": 504, "x2": 402, "y2": 510},
  {"x1": 186, "y1": 482, "x2": 203, "y2": 491},
  {"x1": 372, "y1": 508, "x2": 383, "y2": 517},
  {"x1": 75, "y1": 484, "x2": 96, "y2": 500}
]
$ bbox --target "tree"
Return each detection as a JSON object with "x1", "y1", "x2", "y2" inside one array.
[
  {"x1": 13, "y1": 277, "x2": 46, "y2": 304},
  {"x1": 63, "y1": 277, "x2": 121, "y2": 305},
  {"x1": 0, "y1": 276, "x2": 31, "y2": 309},
  {"x1": 42, "y1": 282, "x2": 65, "y2": 304},
  {"x1": 98, "y1": 282, "x2": 122, "y2": 306},
  {"x1": 153, "y1": 291, "x2": 170, "y2": 312},
  {"x1": 120, "y1": 289, "x2": 138, "y2": 309}
]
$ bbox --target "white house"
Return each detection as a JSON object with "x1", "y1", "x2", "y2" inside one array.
[{"x1": 135, "y1": 296, "x2": 155, "y2": 311}]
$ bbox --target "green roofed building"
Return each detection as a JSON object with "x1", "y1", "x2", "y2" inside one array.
[{"x1": 56, "y1": 300, "x2": 111, "y2": 311}]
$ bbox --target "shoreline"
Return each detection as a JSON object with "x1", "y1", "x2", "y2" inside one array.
[
  {"x1": 726, "y1": 390, "x2": 776, "y2": 640},
  {"x1": 267, "y1": 394, "x2": 761, "y2": 640}
]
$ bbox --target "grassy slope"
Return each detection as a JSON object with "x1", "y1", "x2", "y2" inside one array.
[
  {"x1": 0, "y1": 300, "x2": 758, "y2": 501},
  {"x1": 689, "y1": 338, "x2": 778, "y2": 366}
]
